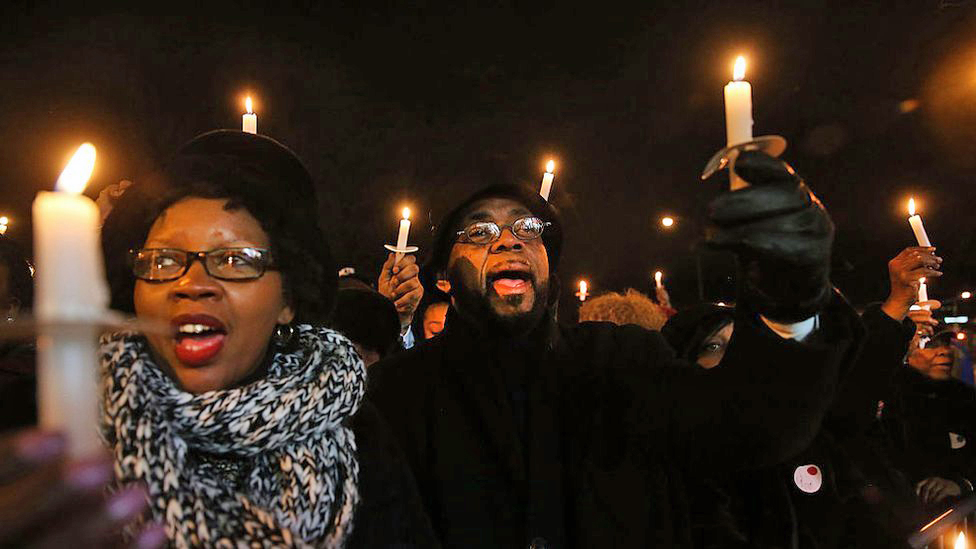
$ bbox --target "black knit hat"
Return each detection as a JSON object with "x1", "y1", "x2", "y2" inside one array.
[
  {"x1": 102, "y1": 130, "x2": 337, "y2": 323},
  {"x1": 427, "y1": 183, "x2": 563, "y2": 274},
  {"x1": 661, "y1": 303, "x2": 736, "y2": 361}
]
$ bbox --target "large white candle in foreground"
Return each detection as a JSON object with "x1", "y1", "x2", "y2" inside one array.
[
  {"x1": 33, "y1": 143, "x2": 107, "y2": 458},
  {"x1": 243, "y1": 96, "x2": 257, "y2": 134},
  {"x1": 539, "y1": 160, "x2": 555, "y2": 201},
  {"x1": 907, "y1": 198, "x2": 932, "y2": 247},
  {"x1": 724, "y1": 56, "x2": 753, "y2": 191},
  {"x1": 395, "y1": 207, "x2": 411, "y2": 264}
]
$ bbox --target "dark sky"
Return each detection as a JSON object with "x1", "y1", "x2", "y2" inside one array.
[{"x1": 1, "y1": 2, "x2": 975, "y2": 317}]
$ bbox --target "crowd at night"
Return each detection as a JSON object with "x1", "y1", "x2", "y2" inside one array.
[{"x1": 1, "y1": 4, "x2": 975, "y2": 548}]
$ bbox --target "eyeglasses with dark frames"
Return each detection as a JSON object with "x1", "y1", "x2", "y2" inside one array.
[
  {"x1": 455, "y1": 216, "x2": 551, "y2": 245},
  {"x1": 130, "y1": 247, "x2": 277, "y2": 282}
]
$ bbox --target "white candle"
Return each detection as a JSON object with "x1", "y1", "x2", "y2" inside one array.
[
  {"x1": 724, "y1": 56, "x2": 753, "y2": 191},
  {"x1": 395, "y1": 207, "x2": 411, "y2": 264},
  {"x1": 539, "y1": 160, "x2": 555, "y2": 201},
  {"x1": 918, "y1": 277, "x2": 930, "y2": 309},
  {"x1": 33, "y1": 143, "x2": 107, "y2": 458},
  {"x1": 243, "y1": 96, "x2": 257, "y2": 134},
  {"x1": 577, "y1": 280, "x2": 588, "y2": 302},
  {"x1": 654, "y1": 270, "x2": 663, "y2": 289},
  {"x1": 907, "y1": 198, "x2": 932, "y2": 247}
]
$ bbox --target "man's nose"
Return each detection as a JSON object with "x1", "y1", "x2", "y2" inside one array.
[
  {"x1": 170, "y1": 261, "x2": 222, "y2": 301},
  {"x1": 490, "y1": 227, "x2": 523, "y2": 253}
]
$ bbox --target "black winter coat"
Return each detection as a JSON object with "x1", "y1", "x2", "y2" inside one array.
[{"x1": 368, "y1": 293, "x2": 861, "y2": 548}]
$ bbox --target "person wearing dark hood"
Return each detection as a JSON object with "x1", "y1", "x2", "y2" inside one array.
[
  {"x1": 661, "y1": 246, "x2": 943, "y2": 548},
  {"x1": 368, "y1": 151, "x2": 863, "y2": 548}
]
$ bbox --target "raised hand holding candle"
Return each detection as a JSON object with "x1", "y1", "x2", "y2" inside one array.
[
  {"x1": 395, "y1": 207, "x2": 411, "y2": 264},
  {"x1": 539, "y1": 160, "x2": 555, "y2": 201},
  {"x1": 907, "y1": 198, "x2": 932, "y2": 247},
  {"x1": 33, "y1": 143, "x2": 108, "y2": 458},
  {"x1": 724, "y1": 56, "x2": 753, "y2": 191},
  {"x1": 243, "y1": 96, "x2": 257, "y2": 134}
]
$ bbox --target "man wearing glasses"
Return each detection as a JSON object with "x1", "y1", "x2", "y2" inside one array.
[{"x1": 369, "y1": 152, "x2": 863, "y2": 548}]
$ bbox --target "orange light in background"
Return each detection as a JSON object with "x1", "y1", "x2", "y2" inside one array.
[
  {"x1": 954, "y1": 531, "x2": 966, "y2": 549},
  {"x1": 957, "y1": 332, "x2": 967, "y2": 341},
  {"x1": 661, "y1": 216, "x2": 675, "y2": 228},
  {"x1": 963, "y1": 291, "x2": 972, "y2": 299}
]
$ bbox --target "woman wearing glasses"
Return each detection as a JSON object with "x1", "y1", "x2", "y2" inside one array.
[{"x1": 0, "y1": 131, "x2": 435, "y2": 547}]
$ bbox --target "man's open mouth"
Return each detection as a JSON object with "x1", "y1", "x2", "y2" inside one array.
[{"x1": 487, "y1": 269, "x2": 534, "y2": 297}]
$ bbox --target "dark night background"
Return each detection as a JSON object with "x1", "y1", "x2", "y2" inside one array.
[{"x1": 1, "y1": 2, "x2": 975, "y2": 318}]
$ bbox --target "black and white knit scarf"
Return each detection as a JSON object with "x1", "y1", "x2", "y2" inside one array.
[{"x1": 100, "y1": 325, "x2": 366, "y2": 548}]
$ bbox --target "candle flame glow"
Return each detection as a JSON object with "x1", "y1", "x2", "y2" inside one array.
[
  {"x1": 546, "y1": 160, "x2": 555, "y2": 174},
  {"x1": 655, "y1": 270, "x2": 663, "y2": 282},
  {"x1": 733, "y1": 56, "x2": 747, "y2": 81},
  {"x1": 245, "y1": 96, "x2": 253, "y2": 114},
  {"x1": 920, "y1": 277, "x2": 926, "y2": 284},
  {"x1": 55, "y1": 143, "x2": 96, "y2": 194},
  {"x1": 402, "y1": 207, "x2": 411, "y2": 220},
  {"x1": 908, "y1": 198, "x2": 916, "y2": 216},
  {"x1": 578, "y1": 280, "x2": 588, "y2": 301},
  {"x1": 955, "y1": 531, "x2": 966, "y2": 549}
]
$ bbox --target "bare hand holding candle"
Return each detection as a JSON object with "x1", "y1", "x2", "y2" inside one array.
[
  {"x1": 539, "y1": 160, "x2": 555, "y2": 201},
  {"x1": 384, "y1": 207, "x2": 419, "y2": 264},
  {"x1": 33, "y1": 143, "x2": 108, "y2": 458},
  {"x1": 243, "y1": 96, "x2": 257, "y2": 134}
]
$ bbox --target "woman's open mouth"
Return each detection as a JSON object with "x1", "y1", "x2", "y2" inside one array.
[{"x1": 171, "y1": 314, "x2": 227, "y2": 367}]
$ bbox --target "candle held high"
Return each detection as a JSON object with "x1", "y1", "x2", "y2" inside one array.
[
  {"x1": 724, "y1": 56, "x2": 753, "y2": 191},
  {"x1": 539, "y1": 160, "x2": 556, "y2": 201},
  {"x1": 384, "y1": 206, "x2": 419, "y2": 263},
  {"x1": 907, "y1": 198, "x2": 932, "y2": 247},
  {"x1": 32, "y1": 143, "x2": 108, "y2": 458},
  {"x1": 243, "y1": 96, "x2": 257, "y2": 134}
]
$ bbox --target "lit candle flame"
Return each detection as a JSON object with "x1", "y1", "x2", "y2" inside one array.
[
  {"x1": 920, "y1": 277, "x2": 926, "y2": 284},
  {"x1": 955, "y1": 531, "x2": 966, "y2": 549},
  {"x1": 578, "y1": 280, "x2": 588, "y2": 300},
  {"x1": 0, "y1": 216, "x2": 7, "y2": 225},
  {"x1": 55, "y1": 143, "x2": 96, "y2": 194},
  {"x1": 546, "y1": 160, "x2": 555, "y2": 174},
  {"x1": 733, "y1": 56, "x2": 747, "y2": 82},
  {"x1": 402, "y1": 207, "x2": 411, "y2": 220},
  {"x1": 908, "y1": 198, "x2": 916, "y2": 216},
  {"x1": 245, "y1": 96, "x2": 253, "y2": 114},
  {"x1": 655, "y1": 271, "x2": 663, "y2": 282}
]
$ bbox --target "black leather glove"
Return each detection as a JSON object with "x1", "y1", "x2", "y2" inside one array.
[{"x1": 706, "y1": 151, "x2": 834, "y2": 323}]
